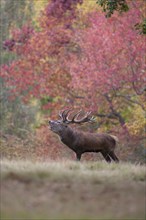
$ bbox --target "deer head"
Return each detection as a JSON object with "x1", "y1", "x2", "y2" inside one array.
[{"x1": 49, "y1": 109, "x2": 94, "y2": 135}]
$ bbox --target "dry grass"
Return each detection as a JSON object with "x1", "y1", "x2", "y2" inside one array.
[{"x1": 1, "y1": 159, "x2": 146, "y2": 220}]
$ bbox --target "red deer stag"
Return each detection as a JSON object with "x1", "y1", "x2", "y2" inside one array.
[{"x1": 49, "y1": 109, "x2": 119, "y2": 163}]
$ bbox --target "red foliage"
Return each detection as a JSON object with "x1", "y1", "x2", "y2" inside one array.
[
  {"x1": 69, "y1": 8, "x2": 145, "y2": 100},
  {"x1": 1, "y1": 0, "x2": 81, "y2": 100},
  {"x1": 67, "y1": 4, "x2": 145, "y2": 134},
  {"x1": 3, "y1": 25, "x2": 34, "y2": 53},
  {"x1": 1, "y1": 1, "x2": 145, "y2": 134}
]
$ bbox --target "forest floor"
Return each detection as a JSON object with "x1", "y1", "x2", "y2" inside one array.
[{"x1": 1, "y1": 159, "x2": 146, "y2": 220}]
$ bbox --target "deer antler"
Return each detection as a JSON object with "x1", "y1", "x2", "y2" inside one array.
[
  {"x1": 58, "y1": 109, "x2": 95, "y2": 124},
  {"x1": 72, "y1": 111, "x2": 94, "y2": 124},
  {"x1": 58, "y1": 108, "x2": 72, "y2": 122}
]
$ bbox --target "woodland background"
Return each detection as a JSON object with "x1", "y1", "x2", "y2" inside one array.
[{"x1": 0, "y1": 0, "x2": 146, "y2": 163}]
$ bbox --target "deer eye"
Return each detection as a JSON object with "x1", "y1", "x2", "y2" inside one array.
[{"x1": 56, "y1": 121, "x2": 61, "y2": 124}]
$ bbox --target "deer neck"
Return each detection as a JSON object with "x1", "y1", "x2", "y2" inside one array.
[{"x1": 60, "y1": 126, "x2": 76, "y2": 147}]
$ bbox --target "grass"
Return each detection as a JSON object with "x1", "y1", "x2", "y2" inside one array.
[
  {"x1": 1, "y1": 159, "x2": 146, "y2": 182},
  {"x1": 1, "y1": 159, "x2": 146, "y2": 220}
]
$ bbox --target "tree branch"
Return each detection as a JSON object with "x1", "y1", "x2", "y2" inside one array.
[{"x1": 115, "y1": 94, "x2": 145, "y2": 111}]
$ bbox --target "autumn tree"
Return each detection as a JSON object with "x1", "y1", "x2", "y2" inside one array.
[
  {"x1": 1, "y1": 0, "x2": 85, "y2": 160},
  {"x1": 1, "y1": 0, "x2": 145, "y2": 161},
  {"x1": 97, "y1": 0, "x2": 146, "y2": 34},
  {"x1": 1, "y1": 0, "x2": 145, "y2": 136},
  {"x1": 1, "y1": 0, "x2": 84, "y2": 113},
  {"x1": 68, "y1": 3, "x2": 145, "y2": 135}
]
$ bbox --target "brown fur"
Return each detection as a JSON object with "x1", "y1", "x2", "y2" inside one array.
[{"x1": 49, "y1": 121, "x2": 119, "y2": 163}]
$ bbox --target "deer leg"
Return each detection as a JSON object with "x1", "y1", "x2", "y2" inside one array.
[
  {"x1": 101, "y1": 151, "x2": 111, "y2": 163},
  {"x1": 108, "y1": 151, "x2": 119, "y2": 163},
  {"x1": 76, "y1": 152, "x2": 81, "y2": 161}
]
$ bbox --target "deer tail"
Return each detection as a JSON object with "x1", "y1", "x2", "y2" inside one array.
[{"x1": 110, "y1": 135, "x2": 119, "y2": 144}]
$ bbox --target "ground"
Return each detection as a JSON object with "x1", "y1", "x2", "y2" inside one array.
[{"x1": 1, "y1": 160, "x2": 146, "y2": 220}]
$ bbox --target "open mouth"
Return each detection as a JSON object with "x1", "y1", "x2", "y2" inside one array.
[
  {"x1": 48, "y1": 121, "x2": 52, "y2": 127},
  {"x1": 48, "y1": 124, "x2": 53, "y2": 130},
  {"x1": 48, "y1": 123, "x2": 53, "y2": 130}
]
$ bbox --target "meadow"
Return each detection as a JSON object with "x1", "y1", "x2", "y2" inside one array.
[{"x1": 1, "y1": 159, "x2": 146, "y2": 220}]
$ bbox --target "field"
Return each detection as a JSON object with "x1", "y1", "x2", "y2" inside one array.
[{"x1": 1, "y1": 159, "x2": 146, "y2": 220}]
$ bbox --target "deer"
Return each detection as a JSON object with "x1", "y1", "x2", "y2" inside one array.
[{"x1": 48, "y1": 109, "x2": 119, "y2": 163}]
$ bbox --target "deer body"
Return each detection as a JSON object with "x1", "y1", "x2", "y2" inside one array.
[{"x1": 49, "y1": 109, "x2": 119, "y2": 162}]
